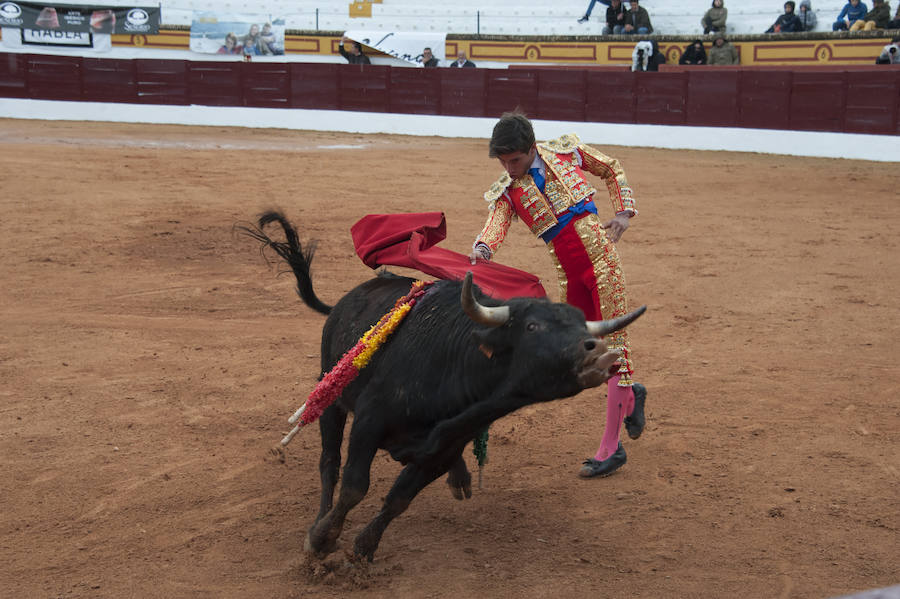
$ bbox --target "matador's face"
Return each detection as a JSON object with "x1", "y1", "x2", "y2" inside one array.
[{"x1": 496, "y1": 145, "x2": 536, "y2": 180}]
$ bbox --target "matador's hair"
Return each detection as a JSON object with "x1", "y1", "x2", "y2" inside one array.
[{"x1": 489, "y1": 111, "x2": 535, "y2": 157}]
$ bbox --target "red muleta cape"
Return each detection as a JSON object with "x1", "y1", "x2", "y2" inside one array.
[{"x1": 350, "y1": 212, "x2": 546, "y2": 300}]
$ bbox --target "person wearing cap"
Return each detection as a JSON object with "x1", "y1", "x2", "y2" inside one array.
[
  {"x1": 468, "y1": 111, "x2": 648, "y2": 479},
  {"x1": 708, "y1": 34, "x2": 740, "y2": 64}
]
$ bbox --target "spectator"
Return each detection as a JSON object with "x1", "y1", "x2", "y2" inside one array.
[
  {"x1": 339, "y1": 35, "x2": 371, "y2": 64},
  {"x1": 875, "y1": 37, "x2": 900, "y2": 63},
  {"x1": 422, "y1": 47, "x2": 440, "y2": 67},
  {"x1": 708, "y1": 34, "x2": 740, "y2": 64},
  {"x1": 603, "y1": 0, "x2": 627, "y2": 34},
  {"x1": 679, "y1": 40, "x2": 708, "y2": 65},
  {"x1": 702, "y1": 0, "x2": 728, "y2": 34},
  {"x1": 798, "y1": 0, "x2": 818, "y2": 30},
  {"x1": 766, "y1": 1, "x2": 804, "y2": 32},
  {"x1": 833, "y1": 0, "x2": 868, "y2": 30},
  {"x1": 850, "y1": 0, "x2": 892, "y2": 29},
  {"x1": 217, "y1": 32, "x2": 240, "y2": 55},
  {"x1": 623, "y1": 0, "x2": 653, "y2": 34},
  {"x1": 578, "y1": 0, "x2": 611, "y2": 24},
  {"x1": 449, "y1": 50, "x2": 476, "y2": 67},
  {"x1": 632, "y1": 40, "x2": 664, "y2": 70},
  {"x1": 886, "y1": 2, "x2": 900, "y2": 26}
]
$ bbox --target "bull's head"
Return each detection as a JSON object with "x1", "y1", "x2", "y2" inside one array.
[{"x1": 461, "y1": 272, "x2": 646, "y2": 393}]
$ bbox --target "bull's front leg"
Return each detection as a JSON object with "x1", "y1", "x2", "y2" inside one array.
[
  {"x1": 306, "y1": 418, "x2": 380, "y2": 557},
  {"x1": 354, "y1": 449, "x2": 461, "y2": 561},
  {"x1": 446, "y1": 453, "x2": 472, "y2": 500},
  {"x1": 395, "y1": 391, "x2": 524, "y2": 464}
]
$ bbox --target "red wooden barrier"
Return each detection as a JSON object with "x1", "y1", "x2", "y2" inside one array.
[
  {"x1": 135, "y1": 59, "x2": 188, "y2": 105},
  {"x1": 1, "y1": 52, "x2": 898, "y2": 136}
]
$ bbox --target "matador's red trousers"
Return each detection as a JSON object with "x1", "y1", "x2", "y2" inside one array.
[{"x1": 547, "y1": 212, "x2": 636, "y2": 461}]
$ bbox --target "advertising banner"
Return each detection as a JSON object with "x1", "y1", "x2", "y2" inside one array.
[
  {"x1": 190, "y1": 12, "x2": 285, "y2": 56},
  {"x1": 0, "y1": 2, "x2": 160, "y2": 34},
  {"x1": 344, "y1": 30, "x2": 447, "y2": 66}
]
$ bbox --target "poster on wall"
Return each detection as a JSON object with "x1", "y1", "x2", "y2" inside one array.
[
  {"x1": 190, "y1": 12, "x2": 285, "y2": 56},
  {"x1": 344, "y1": 30, "x2": 446, "y2": 66},
  {"x1": 0, "y1": 2, "x2": 160, "y2": 34}
]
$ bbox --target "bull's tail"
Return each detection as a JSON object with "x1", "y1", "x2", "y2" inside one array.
[{"x1": 238, "y1": 210, "x2": 332, "y2": 315}]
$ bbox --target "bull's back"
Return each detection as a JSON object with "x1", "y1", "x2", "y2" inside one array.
[{"x1": 320, "y1": 272, "x2": 419, "y2": 375}]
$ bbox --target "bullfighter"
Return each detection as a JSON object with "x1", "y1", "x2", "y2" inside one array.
[{"x1": 469, "y1": 111, "x2": 648, "y2": 478}]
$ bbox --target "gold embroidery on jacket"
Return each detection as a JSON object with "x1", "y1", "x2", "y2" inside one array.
[
  {"x1": 475, "y1": 196, "x2": 514, "y2": 253},
  {"x1": 513, "y1": 177, "x2": 557, "y2": 237}
]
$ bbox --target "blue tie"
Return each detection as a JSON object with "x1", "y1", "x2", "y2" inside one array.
[{"x1": 529, "y1": 167, "x2": 546, "y2": 193}]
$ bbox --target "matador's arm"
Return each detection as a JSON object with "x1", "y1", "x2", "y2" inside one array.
[
  {"x1": 577, "y1": 144, "x2": 638, "y2": 216},
  {"x1": 472, "y1": 197, "x2": 514, "y2": 260}
]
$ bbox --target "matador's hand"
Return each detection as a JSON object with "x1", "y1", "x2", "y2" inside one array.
[
  {"x1": 468, "y1": 243, "x2": 492, "y2": 265},
  {"x1": 601, "y1": 213, "x2": 631, "y2": 242}
]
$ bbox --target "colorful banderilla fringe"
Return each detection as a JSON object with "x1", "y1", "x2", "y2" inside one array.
[{"x1": 280, "y1": 281, "x2": 432, "y2": 447}]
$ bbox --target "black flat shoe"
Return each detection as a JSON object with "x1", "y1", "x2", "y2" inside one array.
[
  {"x1": 579, "y1": 442, "x2": 626, "y2": 478},
  {"x1": 624, "y1": 383, "x2": 647, "y2": 440}
]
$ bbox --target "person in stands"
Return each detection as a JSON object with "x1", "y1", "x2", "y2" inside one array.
[
  {"x1": 602, "y1": 0, "x2": 628, "y2": 34},
  {"x1": 888, "y1": 3, "x2": 900, "y2": 26},
  {"x1": 798, "y1": 0, "x2": 818, "y2": 30},
  {"x1": 850, "y1": 0, "x2": 892, "y2": 29},
  {"x1": 680, "y1": 40, "x2": 708, "y2": 65},
  {"x1": 339, "y1": 35, "x2": 371, "y2": 64},
  {"x1": 578, "y1": 0, "x2": 611, "y2": 24},
  {"x1": 422, "y1": 47, "x2": 440, "y2": 67},
  {"x1": 708, "y1": 34, "x2": 740, "y2": 64},
  {"x1": 766, "y1": 1, "x2": 804, "y2": 32},
  {"x1": 449, "y1": 50, "x2": 476, "y2": 67},
  {"x1": 833, "y1": 0, "x2": 869, "y2": 30},
  {"x1": 702, "y1": 0, "x2": 728, "y2": 34},
  {"x1": 623, "y1": 0, "x2": 653, "y2": 34}
]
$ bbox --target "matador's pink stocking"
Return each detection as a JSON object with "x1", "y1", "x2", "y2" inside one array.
[{"x1": 593, "y1": 374, "x2": 635, "y2": 461}]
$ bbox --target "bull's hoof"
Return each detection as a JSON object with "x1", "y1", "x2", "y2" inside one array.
[
  {"x1": 624, "y1": 383, "x2": 647, "y2": 440},
  {"x1": 446, "y1": 466, "x2": 473, "y2": 501},
  {"x1": 305, "y1": 527, "x2": 339, "y2": 557},
  {"x1": 579, "y1": 442, "x2": 626, "y2": 478}
]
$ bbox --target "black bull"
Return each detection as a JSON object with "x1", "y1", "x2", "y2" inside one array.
[{"x1": 243, "y1": 211, "x2": 645, "y2": 561}]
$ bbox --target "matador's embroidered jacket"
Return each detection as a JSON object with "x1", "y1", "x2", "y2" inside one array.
[{"x1": 475, "y1": 134, "x2": 637, "y2": 251}]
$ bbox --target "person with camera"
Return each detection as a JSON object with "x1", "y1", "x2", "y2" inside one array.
[{"x1": 876, "y1": 37, "x2": 900, "y2": 64}]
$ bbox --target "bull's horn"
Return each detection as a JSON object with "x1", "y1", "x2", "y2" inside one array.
[
  {"x1": 461, "y1": 272, "x2": 509, "y2": 327},
  {"x1": 586, "y1": 305, "x2": 647, "y2": 337}
]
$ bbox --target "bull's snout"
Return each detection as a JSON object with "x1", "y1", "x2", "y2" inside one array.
[{"x1": 575, "y1": 337, "x2": 622, "y2": 389}]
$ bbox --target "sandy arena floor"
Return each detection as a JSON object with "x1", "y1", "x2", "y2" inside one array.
[{"x1": 1, "y1": 119, "x2": 898, "y2": 598}]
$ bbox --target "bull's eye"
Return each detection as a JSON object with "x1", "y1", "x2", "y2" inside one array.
[{"x1": 526, "y1": 322, "x2": 539, "y2": 332}]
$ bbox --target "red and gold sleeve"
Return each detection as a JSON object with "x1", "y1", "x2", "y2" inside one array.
[
  {"x1": 577, "y1": 145, "x2": 637, "y2": 216},
  {"x1": 474, "y1": 197, "x2": 514, "y2": 256}
]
